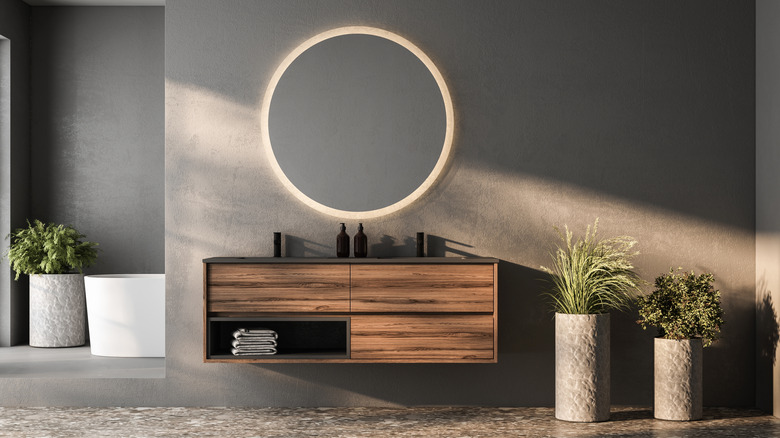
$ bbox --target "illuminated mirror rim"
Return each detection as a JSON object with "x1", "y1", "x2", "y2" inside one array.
[{"x1": 260, "y1": 26, "x2": 454, "y2": 219}]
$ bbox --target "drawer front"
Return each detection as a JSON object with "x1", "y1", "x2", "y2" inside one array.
[
  {"x1": 351, "y1": 264, "x2": 494, "y2": 313},
  {"x1": 207, "y1": 264, "x2": 350, "y2": 313},
  {"x1": 350, "y1": 315, "x2": 494, "y2": 361}
]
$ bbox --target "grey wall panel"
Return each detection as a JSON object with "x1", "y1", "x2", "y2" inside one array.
[
  {"x1": 1, "y1": 1, "x2": 758, "y2": 408},
  {"x1": 162, "y1": 0, "x2": 756, "y2": 407},
  {"x1": 0, "y1": 0, "x2": 31, "y2": 347},
  {"x1": 30, "y1": 6, "x2": 164, "y2": 275},
  {"x1": 756, "y1": 0, "x2": 780, "y2": 416}
]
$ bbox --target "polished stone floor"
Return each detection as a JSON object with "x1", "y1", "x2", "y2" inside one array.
[{"x1": 0, "y1": 406, "x2": 778, "y2": 437}]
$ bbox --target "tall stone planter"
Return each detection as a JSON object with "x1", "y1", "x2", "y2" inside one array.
[
  {"x1": 555, "y1": 312, "x2": 610, "y2": 422},
  {"x1": 654, "y1": 338, "x2": 703, "y2": 421},
  {"x1": 29, "y1": 274, "x2": 86, "y2": 347}
]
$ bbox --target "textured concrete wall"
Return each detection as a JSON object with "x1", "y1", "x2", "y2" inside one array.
[
  {"x1": 756, "y1": 0, "x2": 780, "y2": 416},
  {"x1": 0, "y1": 0, "x2": 31, "y2": 347},
  {"x1": 1, "y1": 1, "x2": 757, "y2": 407},
  {"x1": 0, "y1": 22, "x2": 11, "y2": 348},
  {"x1": 30, "y1": 7, "x2": 164, "y2": 275},
  {"x1": 163, "y1": 0, "x2": 755, "y2": 407}
]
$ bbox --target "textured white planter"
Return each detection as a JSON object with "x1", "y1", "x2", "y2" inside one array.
[
  {"x1": 85, "y1": 274, "x2": 165, "y2": 357},
  {"x1": 654, "y1": 337, "x2": 703, "y2": 421},
  {"x1": 29, "y1": 274, "x2": 86, "y2": 347},
  {"x1": 555, "y1": 312, "x2": 610, "y2": 422}
]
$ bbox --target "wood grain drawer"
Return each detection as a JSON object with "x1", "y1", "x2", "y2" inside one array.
[
  {"x1": 351, "y1": 264, "x2": 494, "y2": 312},
  {"x1": 350, "y1": 315, "x2": 494, "y2": 361},
  {"x1": 206, "y1": 264, "x2": 350, "y2": 313}
]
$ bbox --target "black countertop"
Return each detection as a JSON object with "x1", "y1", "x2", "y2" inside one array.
[{"x1": 203, "y1": 256, "x2": 498, "y2": 264}]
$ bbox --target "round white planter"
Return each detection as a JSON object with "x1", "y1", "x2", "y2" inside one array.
[
  {"x1": 555, "y1": 312, "x2": 610, "y2": 422},
  {"x1": 654, "y1": 337, "x2": 703, "y2": 421},
  {"x1": 29, "y1": 274, "x2": 86, "y2": 347}
]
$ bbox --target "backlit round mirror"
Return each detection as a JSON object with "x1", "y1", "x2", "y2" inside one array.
[{"x1": 261, "y1": 26, "x2": 454, "y2": 219}]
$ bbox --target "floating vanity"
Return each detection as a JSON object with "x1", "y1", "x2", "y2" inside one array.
[{"x1": 203, "y1": 257, "x2": 498, "y2": 363}]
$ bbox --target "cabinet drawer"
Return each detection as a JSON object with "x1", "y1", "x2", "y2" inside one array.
[
  {"x1": 207, "y1": 264, "x2": 350, "y2": 312},
  {"x1": 351, "y1": 264, "x2": 494, "y2": 312},
  {"x1": 350, "y1": 315, "x2": 494, "y2": 361}
]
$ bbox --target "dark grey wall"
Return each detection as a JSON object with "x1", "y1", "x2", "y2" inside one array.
[
  {"x1": 0, "y1": 1, "x2": 758, "y2": 408},
  {"x1": 0, "y1": 0, "x2": 31, "y2": 347},
  {"x1": 756, "y1": 0, "x2": 780, "y2": 415},
  {"x1": 30, "y1": 7, "x2": 164, "y2": 275},
  {"x1": 163, "y1": 0, "x2": 755, "y2": 407}
]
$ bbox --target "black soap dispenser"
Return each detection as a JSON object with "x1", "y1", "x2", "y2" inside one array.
[
  {"x1": 336, "y1": 223, "x2": 350, "y2": 258},
  {"x1": 354, "y1": 223, "x2": 367, "y2": 258}
]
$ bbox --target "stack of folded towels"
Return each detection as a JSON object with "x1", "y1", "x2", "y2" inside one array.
[{"x1": 231, "y1": 328, "x2": 278, "y2": 356}]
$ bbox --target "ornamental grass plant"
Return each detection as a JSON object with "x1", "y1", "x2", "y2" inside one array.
[
  {"x1": 541, "y1": 219, "x2": 642, "y2": 314},
  {"x1": 4, "y1": 219, "x2": 98, "y2": 280},
  {"x1": 636, "y1": 269, "x2": 724, "y2": 347}
]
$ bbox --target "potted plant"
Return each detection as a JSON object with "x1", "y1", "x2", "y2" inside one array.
[
  {"x1": 4, "y1": 220, "x2": 98, "y2": 347},
  {"x1": 541, "y1": 219, "x2": 642, "y2": 422},
  {"x1": 636, "y1": 269, "x2": 724, "y2": 421}
]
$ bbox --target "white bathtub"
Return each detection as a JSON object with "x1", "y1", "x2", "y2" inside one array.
[{"x1": 85, "y1": 274, "x2": 165, "y2": 357}]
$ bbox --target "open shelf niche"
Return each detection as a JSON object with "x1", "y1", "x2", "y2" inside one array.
[{"x1": 207, "y1": 317, "x2": 349, "y2": 360}]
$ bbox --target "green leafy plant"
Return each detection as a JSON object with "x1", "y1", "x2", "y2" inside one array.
[
  {"x1": 636, "y1": 269, "x2": 724, "y2": 347},
  {"x1": 541, "y1": 219, "x2": 642, "y2": 314},
  {"x1": 4, "y1": 220, "x2": 98, "y2": 280}
]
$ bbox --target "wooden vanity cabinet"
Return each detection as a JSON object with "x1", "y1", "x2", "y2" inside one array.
[
  {"x1": 206, "y1": 264, "x2": 350, "y2": 313},
  {"x1": 350, "y1": 314, "x2": 494, "y2": 361},
  {"x1": 203, "y1": 257, "x2": 498, "y2": 363},
  {"x1": 350, "y1": 264, "x2": 494, "y2": 313}
]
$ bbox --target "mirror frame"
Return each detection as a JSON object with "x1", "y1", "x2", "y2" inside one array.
[{"x1": 261, "y1": 26, "x2": 454, "y2": 219}]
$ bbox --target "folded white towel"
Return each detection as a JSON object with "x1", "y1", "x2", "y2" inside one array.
[
  {"x1": 233, "y1": 328, "x2": 278, "y2": 339},
  {"x1": 232, "y1": 339, "x2": 277, "y2": 348},
  {"x1": 231, "y1": 347, "x2": 277, "y2": 356}
]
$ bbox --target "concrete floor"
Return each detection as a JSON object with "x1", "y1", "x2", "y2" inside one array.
[
  {"x1": 0, "y1": 349, "x2": 776, "y2": 436},
  {"x1": 0, "y1": 345, "x2": 164, "y2": 378},
  {"x1": 0, "y1": 406, "x2": 777, "y2": 437}
]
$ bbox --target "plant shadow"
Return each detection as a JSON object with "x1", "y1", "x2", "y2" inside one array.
[{"x1": 756, "y1": 274, "x2": 779, "y2": 412}]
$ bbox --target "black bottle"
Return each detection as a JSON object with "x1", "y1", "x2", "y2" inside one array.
[
  {"x1": 416, "y1": 232, "x2": 425, "y2": 257},
  {"x1": 273, "y1": 232, "x2": 281, "y2": 257},
  {"x1": 354, "y1": 223, "x2": 367, "y2": 258},
  {"x1": 336, "y1": 223, "x2": 350, "y2": 258}
]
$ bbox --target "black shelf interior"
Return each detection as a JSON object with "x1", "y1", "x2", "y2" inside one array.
[{"x1": 208, "y1": 317, "x2": 349, "y2": 359}]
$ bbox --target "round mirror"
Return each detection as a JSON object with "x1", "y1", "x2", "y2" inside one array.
[{"x1": 261, "y1": 27, "x2": 454, "y2": 219}]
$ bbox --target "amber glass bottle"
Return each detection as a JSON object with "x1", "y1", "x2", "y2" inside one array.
[
  {"x1": 336, "y1": 223, "x2": 350, "y2": 258},
  {"x1": 354, "y1": 223, "x2": 367, "y2": 258}
]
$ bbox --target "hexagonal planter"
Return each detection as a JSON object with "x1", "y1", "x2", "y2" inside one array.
[
  {"x1": 654, "y1": 337, "x2": 703, "y2": 421},
  {"x1": 555, "y1": 312, "x2": 610, "y2": 422}
]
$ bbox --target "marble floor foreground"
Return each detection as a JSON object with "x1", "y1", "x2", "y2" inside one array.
[{"x1": 0, "y1": 406, "x2": 777, "y2": 437}]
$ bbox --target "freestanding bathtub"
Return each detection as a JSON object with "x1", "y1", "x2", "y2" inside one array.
[{"x1": 84, "y1": 274, "x2": 165, "y2": 357}]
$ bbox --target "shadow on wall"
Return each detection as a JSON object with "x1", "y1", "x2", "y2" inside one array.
[
  {"x1": 241, "y1": 260, "x2": 556, "y2": 406},
  {"x1": 284, "y1": 233, "x2": 482, "y2": 259},
  {"x1": 369, "y1": 235, "x2": 416, "y2": 258},
  {"x1": 756, "y1": 287, "x2": 779, "y2": 366},
  {"x1": 756, "y1": 275, "x2": 780, "y2": 410},
  {"x1": 619, "y1": 273, "x2": 759, "y2": 407},
  {"x1": 367, "y1": 234, "x2": 476, "y2": 258},
  {"x1": 221, "y1": 253, "x2": 761, "y2": 407},
  {"x1": 284, "y1": 235, "x2": 330, "y2": 258}
]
